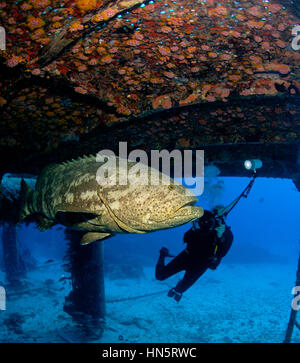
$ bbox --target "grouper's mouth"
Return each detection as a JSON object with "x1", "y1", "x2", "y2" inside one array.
[
  {"x1": 150, "y1": 199, "x2": 203, "y2": 224},
  {"x1": 173, "y1": 199, "x2": 197, "y2": 213},
  {"x1": 172, "y1": 204, "x2": 203, "y2": 221}
]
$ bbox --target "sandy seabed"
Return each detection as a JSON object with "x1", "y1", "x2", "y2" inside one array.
[{"x1": 0, "y1": 262, "x2": 299, "y2": 343}]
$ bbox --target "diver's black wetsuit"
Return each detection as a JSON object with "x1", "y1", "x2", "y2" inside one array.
[{"x1": 155, "y1": 225, "x2": 233, "y2": 294}]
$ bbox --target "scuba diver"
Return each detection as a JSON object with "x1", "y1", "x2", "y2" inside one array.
[
  {"x1": 155, "y1": 158, "x2": 261, "y2": 302},
  {"x1": 155, "y1": 207, "x2": 233, "y2": 302}
]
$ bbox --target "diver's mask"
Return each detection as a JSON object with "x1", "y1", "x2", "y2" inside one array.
[{"x1": 197, "y1": 210, "x2": 216, "y2": 231}]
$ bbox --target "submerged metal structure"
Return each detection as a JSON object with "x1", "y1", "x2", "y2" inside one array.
[
  {"x1": 63, "y1": 229, "x2": 105, "y2": 339},
  {"x1": 0, "y1": 0, "x2": 299, "y2": 342},
  {"x1": 1, "y1": 223, "x2": 25, "y2": 286},
  {"x1": 284, "y1": 253, "x2": 300, "y2": 343},
  {"x1": 0, "y1": 0, "x2": 299, "y2": 181}
]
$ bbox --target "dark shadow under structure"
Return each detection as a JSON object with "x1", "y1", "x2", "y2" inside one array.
[
  {"x1": 63, "y1": 229, "x2": 105, "y2": 340},
  {"x1": 1, "y1": 222, "x2": 25, "y2": 287}
]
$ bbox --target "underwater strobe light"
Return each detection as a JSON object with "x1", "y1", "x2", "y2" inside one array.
[{"x1": 244, "y1": 159, "x2": 263, "y2": 171}]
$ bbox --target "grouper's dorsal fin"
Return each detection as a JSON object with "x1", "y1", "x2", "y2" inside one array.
[
  {"x1": 60, "y1": 154, "x2": 96, "y2": 168},
  {"x1": 59, "y1": 154, "x2": 127, "y2": 168},
  {"x1": 97, "y1": 191, "x2": 145, "y2": 234}
]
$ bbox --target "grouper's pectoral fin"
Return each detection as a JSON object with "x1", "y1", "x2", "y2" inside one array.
[
  {"x1": 55, "y1": 211, "x2": 101, "y2": 226},
  {"x1": 81, "y1": 232, "x2": 112, "y2": 245}
]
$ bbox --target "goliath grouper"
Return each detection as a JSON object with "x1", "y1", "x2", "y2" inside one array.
[{"x1": 19, "y1": 155, "x2": 203, "y2": 244}]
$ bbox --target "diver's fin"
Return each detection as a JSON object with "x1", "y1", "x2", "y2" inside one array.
[
  {"x1": 36, "y1": 215, "x2": 56, "y2": 231},
  {"x1": 80, "y1": 232, "x2": 112, "y2": 245},
  {"x1": 19, "y1": 179, "x2": 34, "y2": 221}
]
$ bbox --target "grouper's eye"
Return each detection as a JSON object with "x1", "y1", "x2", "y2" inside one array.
[{"x1": 168, "y1": 184, "x2": 175, "y2": 190}]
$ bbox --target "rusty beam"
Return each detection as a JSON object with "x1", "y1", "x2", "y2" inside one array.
[{"x1": 37, "y1": 0, "x2": 147, "y2": 67}]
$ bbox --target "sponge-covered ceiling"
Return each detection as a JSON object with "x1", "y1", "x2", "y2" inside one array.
[{"x1": 0, "y1": 0, "x2": 299, "y2": 176}]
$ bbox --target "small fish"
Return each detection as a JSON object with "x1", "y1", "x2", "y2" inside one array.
[
  {"x1": 44, "y1": 259, "x2": 54, "y2": 264},
  {"x1": 59, "y1": 276, "x2": 69, "y2": 283},
  {"x1": 254, "y1": 71, "x2": 282, "y2": 80},
  {"x1": 173, "y1": 76, "x2": 189, "y2": 85}
]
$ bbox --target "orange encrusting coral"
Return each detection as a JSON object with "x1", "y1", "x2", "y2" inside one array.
[
  {"x1": 0, "y1": 0, "x2": 298, "y2": 151},
  {"x1": 76, "y1": 0, "x2": 98, "y2": 13}
]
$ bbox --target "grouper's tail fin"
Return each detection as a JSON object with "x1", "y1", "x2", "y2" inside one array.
[{"x1": 19, "y1": 179, "x2": 34, "y2": 221}]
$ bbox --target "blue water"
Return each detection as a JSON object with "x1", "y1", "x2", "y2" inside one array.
[
  {"x1": 103, "y1": 176, "x2": 300, "y2": 266},
  {"x1": 1, "y1": 176, "x2": 299, "y2": 343}
]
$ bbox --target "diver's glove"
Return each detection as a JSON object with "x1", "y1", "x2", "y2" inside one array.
[
  {"x1": 160, "y1": 247, "x2": 174, "y2": 258},
  {"x1": 208, "y1": 256, "x2": 220, "y2": 270},
  {"x1": 215, "y1": 223, "x2": 226, "y2": 238},
  {"x1": 168, "y1": 288, "x2": 182, "y2": 302}
]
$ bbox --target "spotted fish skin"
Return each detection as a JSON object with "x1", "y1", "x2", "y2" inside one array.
[{"x1": 19, "y1": 155, "x2": 203, "y2": 243}]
